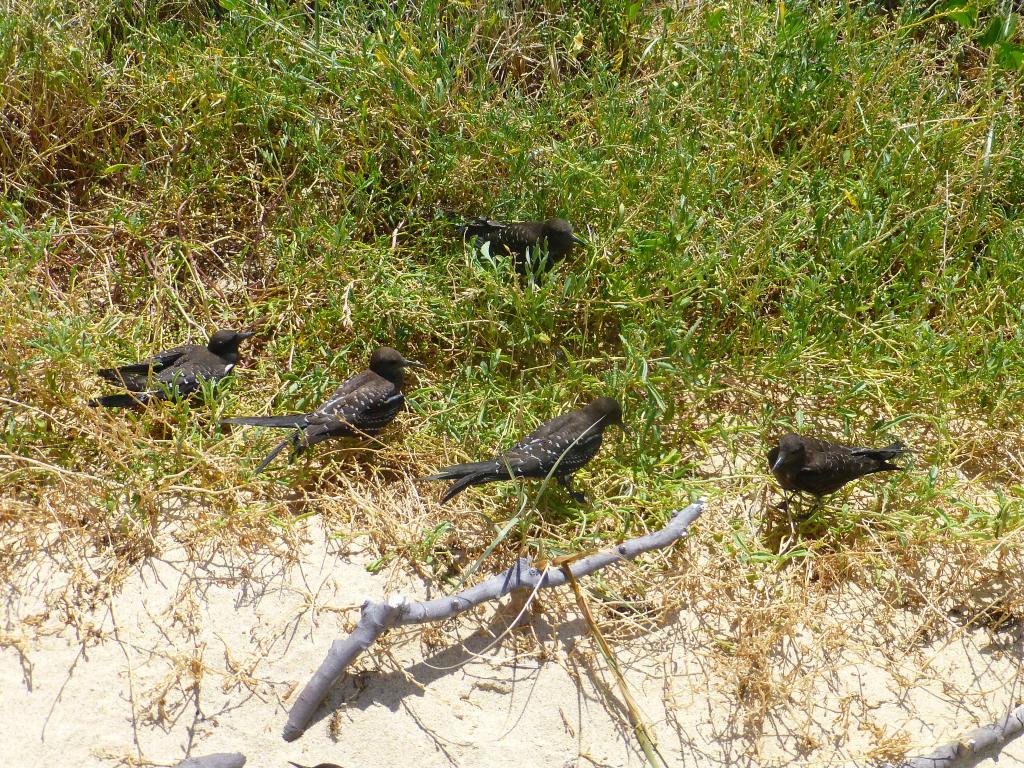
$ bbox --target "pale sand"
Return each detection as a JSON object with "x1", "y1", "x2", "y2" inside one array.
[{"x1": 2, "y1": 514, "x2": 1022, "y2": 768}]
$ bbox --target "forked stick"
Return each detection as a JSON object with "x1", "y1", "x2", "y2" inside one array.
[{"x1": 281, "y1": 501, "x2": 705, "y2": 741}]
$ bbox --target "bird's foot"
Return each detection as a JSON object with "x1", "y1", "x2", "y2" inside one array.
[
  {"x1": 558, "y1": 476, "x2": 588, "y2": 504},
  {"x1": 569, "y1": 489, "x2": 588, "y2": 504}
]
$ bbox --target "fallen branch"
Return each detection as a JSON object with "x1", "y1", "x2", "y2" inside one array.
[
  {"x1": 892, "y1": 704, "x2": 1024, "y2": 768},
  {"x1": 174, "y1": 754, "x2": 246, "y2": 768},
  {"x1": 282, "y1": 500, "x2": 705, "y2": 742}
]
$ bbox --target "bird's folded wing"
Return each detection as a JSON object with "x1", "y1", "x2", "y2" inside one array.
[
  {"x1": 459, "y1": 218, "x2": 508, "y2": 245},
  {"x1": 158, "y1": 363, "x2": 205, "y2": 394},
  {"x1": 514, "y1": 411, "x2": 575, "y2": 444},
  {"x1": 501, "y1": 437, "x2": 566, "y2": 476},
  {"x1": 470, "y1": 217, "x2": 506, "y2": 229},
  {"x1": 801, "y1": 448, "x2": 836, "y2": 473},
  {"x1": 142, "y1": 344, "x2": 196, "y2": 368},
  {"x1": 501, "y1": 223, "x2": 537, "y2": 249},
  {"x1": 849, "y1": 442, "x2": 905, "y2": 459},
  {"x1": 97, "y1": 346, "x2": 192, "y2": 382},
  {"x1": 320, "y1": 370, "x2": 379, "y2": 402},
  {"x1": 811, "y1": 448, "x2": 870, "y2": 477},
  {"x1": 307, "y1": 376, "x2": 398, "y2": 426}
]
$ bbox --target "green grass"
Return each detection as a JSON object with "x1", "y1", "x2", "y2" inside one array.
[{"x1": 2, "y1": 0, "x2": 1023, "y2": 592}]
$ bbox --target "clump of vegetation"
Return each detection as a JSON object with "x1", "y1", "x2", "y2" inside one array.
[{"x1": 2, "y1": 0, "x2": 1023, "y2": 760}]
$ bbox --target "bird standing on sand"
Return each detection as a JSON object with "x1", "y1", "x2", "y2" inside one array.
[
  {"x1": 88, "y1": 329, "x2": 253, "y2": 408},
  {"x1": 221, "y1": 347, "x2": 423, "y2": 474},
  {"x1": 768, "y1": 432, "x2": 907, "y2": 506},
  {"x1": 421, "y1": 397, "x2": 624, "y2": 504},
  {"x1": 457, "y1": 217, "x2": 586, "y2": 275}
]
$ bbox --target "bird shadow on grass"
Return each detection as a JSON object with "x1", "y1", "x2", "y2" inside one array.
[
  {"x1": 757, "y1": 488, "x2": 901, "y2": 559},
  {"x1": 251, "y1": 444, "x2": 413, "y2": 492}
]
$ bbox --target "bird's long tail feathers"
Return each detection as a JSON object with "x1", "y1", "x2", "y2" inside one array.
[
  {"x1": 221, "y1": 414, "x2": 307, "y2": 428},
  {"x1": 97, "y1": 363, "x2": 157, "y2": 384},
  {"x1": 438, "y1": 472, "x2": 491, "y2": 504},
  {"x1": 88, "y1": 392, "x2": 153, "y2": 408},
  {"x1": 852, "y1": 441, "x2": 907, "y2": 471},
  {"x1": 253, "y1": 431, "x2": 303, "y2": 475},
  {"x1": 421, "y1": 460, "x2": 506, "y2": 505},
  {"x1": 420, "y1": 460, "x2": 498, "y2": 482}
]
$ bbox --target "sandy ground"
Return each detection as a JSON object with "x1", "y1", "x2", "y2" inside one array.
[{"x1": 3, "y1": 511, "x2": 1023, "y2": 768}]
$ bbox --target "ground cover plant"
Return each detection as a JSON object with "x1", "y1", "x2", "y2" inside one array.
[{"x1": 2, "y1": 0, "x2": 1024, "y2": 764}]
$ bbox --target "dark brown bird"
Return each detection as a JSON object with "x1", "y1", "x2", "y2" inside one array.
[
  {"x1": 768, "y1": 433, "x2": 906, "y2": 503},
  {"x1": 421, "y1": 397, "x2": 623, "y2": 504},
  {"x1": 221, "y1": 347, "x2": 423, "y2": 474},
  {"x1": 457, "y1": 217, "x2": 586, "y2": 275},
  {"x1": 89, "y1": 329, "x2": 253, "y2": 408}
]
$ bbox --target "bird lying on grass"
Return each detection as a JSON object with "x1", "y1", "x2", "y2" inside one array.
[
  {"x1": 88, "y1": 329, "x2": 253, "y2": 408},
  {"x1": 457, "y1": 216, "x2": 586, "y2": 276},
  {"x1": 221, "y1": 346, "x2": 423, "y2": 474},
  {"x1": 421, "y1": 397, "x2": 624, "y2": 504}
]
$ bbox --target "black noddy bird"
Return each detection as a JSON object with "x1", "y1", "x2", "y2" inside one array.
[
  {"x1": 768, "y1": 432, "x2": 907, "y2": 505},
  {"x1": 421, "y1": 397, "x2": 623, "y2": 504},
  {"x1": 89, "y1": 329, "x2": 253, "y2": 408},
  {"x1": 222, "y1": 346, "x2": 423, "y2": 474},
  {"x1": 457, "y1": 217, "x2": 586, "y2": 275}
]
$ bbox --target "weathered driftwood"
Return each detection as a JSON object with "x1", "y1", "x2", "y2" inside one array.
[
  {"x1": 893, "y1": 704, "x2": 1024, "y2": 768},
  {"x1": 174, "y1": 754, "x2": 246, "y2": 768},
  {"x1": 281, "y1": 500, "x2": 705, "y2": 741}
]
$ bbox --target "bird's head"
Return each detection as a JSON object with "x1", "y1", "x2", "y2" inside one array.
[
  {"x1": 207, "y1": 329, "x2": 254, "y2": 354},
  {"x1": 771, "y1": 433, "x2": 805, "y2": 472},
  {"x1": 543, "y1": 218, "x2": 587, "y2": 251},
  {"x1": 588, "y1": 396, "x2": 624, "y2": 430},
  {"x1": 369, "y1": 346, "x2": 425, "y2": 383}
]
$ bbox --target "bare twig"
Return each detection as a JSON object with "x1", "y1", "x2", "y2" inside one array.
[
  {"x1": 281, "y1": 501, "x2": 705, "y2": 742},
  {"x1": 174, "y1": 754, "x2": 246, "y2": 768},
  {"x1": 891, "y1": 704, "x2": 1024, "y2": 768}
]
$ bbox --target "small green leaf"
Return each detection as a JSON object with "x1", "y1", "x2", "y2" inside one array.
[
  {"x1": 940, "y1": 0, "x2": 978, "y2": 28},
  {"x1": 978, "y1": 16, "x2": 1006, "y2": 46},
  {"x1": 706, "y1": 8, "x2": 725, "y2": 33},
  {"x1": 995, "y1": 41, "x2": 1024, "y2": 70}
]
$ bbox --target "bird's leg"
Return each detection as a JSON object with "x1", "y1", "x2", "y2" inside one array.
[
  {"x1": 557, "y1": 474, "x2": 588, "y2": 504},
  {"x1": 791, "y1": 494, "x2": 822, "y2": 532},
  {"x1": 779, "y1": 492, "x2": 797, "y2": 546},
  {"x1": 809, "y1": 494, "x2": 825, "y2": 518},
  {"x1": 287, "y1": 428, "x2": 309, "y2": 464}
]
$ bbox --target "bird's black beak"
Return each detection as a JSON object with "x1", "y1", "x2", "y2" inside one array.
[
  {"x1": 771, "y1": 455, "x2": 784, "y2": 472},
  {"x1": 570, "y1": 234, "x2": 587, "y2": 246},
  {"x1": 238, "y1": 331, "x2": 255, "y2": 340},
  {"x1": 402, "y1": 359, "x2": 426, "y2": 369}
]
